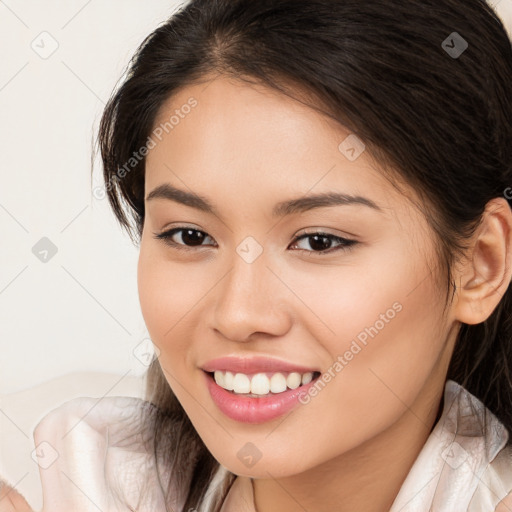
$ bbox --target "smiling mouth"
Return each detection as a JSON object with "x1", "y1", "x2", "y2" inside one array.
[{"x1": 205, "y1": 370, "x2": 322, "y2": 397}]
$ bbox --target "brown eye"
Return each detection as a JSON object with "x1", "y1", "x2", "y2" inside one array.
[
  {"x1": 290, "y1": 232, "x2": 358, "y2": 256},
  {"x1": 153, "y1": 227, "x2": 216, "y2": 250}
]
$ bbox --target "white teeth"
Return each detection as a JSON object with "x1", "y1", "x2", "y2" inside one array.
[
  {"x1": 214, "y1": 370, "x2": 225, "y2": 388},
  {"x1": 224, "y1": 371, "x2": 234, "y2": 390},
  {"x1": 286, "y1": 372, "x2": 302, "y2": 389},
  {"x1": 233, "y1": 373, "x2": 251, "y2": 393},
  {"x1": 301, "y1": 372, "x2": 313, "y2": 385},
  {"x1": 270, "y1": 373, "x2": 287, "y2": 393},
  {"x1": 302, "y1": 372, "x2": 314, "y2": 385},
  {"x1": 213, "y1": 370, "x2": 316, "y2": 396},
  {"x1": 251, "y1": 373, "x2": 270, "y2": 395}
]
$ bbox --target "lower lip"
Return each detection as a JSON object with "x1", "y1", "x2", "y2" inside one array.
[{"x1": 203, "y1": 370, "x2": 318, "y2": 424}]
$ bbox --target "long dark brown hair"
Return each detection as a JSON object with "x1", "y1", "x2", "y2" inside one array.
[{"x1": 94, "y1": 0, "x2": 512, "y2": 510}]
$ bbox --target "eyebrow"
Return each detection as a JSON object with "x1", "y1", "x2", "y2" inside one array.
[{"x1": 146, "y1": 183, "x2": 383, "y2": 217}]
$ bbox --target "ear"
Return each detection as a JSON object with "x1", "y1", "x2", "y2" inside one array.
[{"x1": 454, "y1": 197, "x2": 512, "y2": 325}]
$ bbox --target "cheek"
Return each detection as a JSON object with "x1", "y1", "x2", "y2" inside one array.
[
  {"x1": 136, "y1": 244, "x2": 210, "y2": 368},
  {"x1": 137, "y1": 248, "x2": 172, "y2": 342},
  {"x1": 325, "y1": 266, "x2": 445, "y2": 432},
  {"x1": 294, "y1": 238, "x2": 444, "y2": 365},
  {"x1": 288, "y1": 247, "x2": 446, "y2": 414},
  {"x1": 276, "y1": 253, "x2": 410, "y2": 352}
]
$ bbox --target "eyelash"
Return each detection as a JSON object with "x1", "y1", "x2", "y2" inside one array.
[{"x1": 152, "y1": 227, "x2": 358, "y2": 256}]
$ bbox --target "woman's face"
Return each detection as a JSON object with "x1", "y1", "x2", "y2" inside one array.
[{"x1": 138, "y1": 75, "x2": 458, "y2": 477}]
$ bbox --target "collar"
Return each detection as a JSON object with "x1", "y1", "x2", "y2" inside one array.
[{"x1": 390, "y1": 379, "x2": 509, "y2": 511}]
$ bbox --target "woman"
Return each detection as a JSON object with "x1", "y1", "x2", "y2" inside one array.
[{"x1": 5, "y1": 0, "x2": 512, "y2": 510}]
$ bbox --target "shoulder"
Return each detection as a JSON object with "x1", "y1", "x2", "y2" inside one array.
[
  {"x1": 32, "y1": 395, "x2": 161, "y2": 472},
  {"x1": 28, "y1": 396, "x2": 173, "y2": 512},
  {"x1": 34, "y1": 395, "x2": 156, "y2": 436}
]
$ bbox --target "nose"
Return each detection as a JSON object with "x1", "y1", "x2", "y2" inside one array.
[{"x1": 211, "y1": 247, "x2": 293, "y2": 343}]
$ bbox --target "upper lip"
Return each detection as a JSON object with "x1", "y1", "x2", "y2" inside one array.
[{"x1": 201, "y1": 356, "x2": 320, "y2": 375}]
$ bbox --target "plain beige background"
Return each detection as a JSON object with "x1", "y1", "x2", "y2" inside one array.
[{"x1": 0, "y1": 1, "x2": 181, "y2": 509}]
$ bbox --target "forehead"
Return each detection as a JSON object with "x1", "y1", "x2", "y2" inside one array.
[{"x1": 144, "y1": 75, "x2": 414, "y2": 216}]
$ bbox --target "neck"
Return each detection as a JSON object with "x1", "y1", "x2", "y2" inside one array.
[{"x1": 249, "y1": 379, "x2": 445, "y2": 512}]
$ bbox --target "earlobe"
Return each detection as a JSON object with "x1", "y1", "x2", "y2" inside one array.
[{"x1": 454, "y1": 197, "x2": 512, "y2": 325}]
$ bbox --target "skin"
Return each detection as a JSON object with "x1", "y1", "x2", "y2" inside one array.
[
  {"x1": 0, "y1": 481, "x2": 32, "y2": 512},
  {"x1": 137, "y1": 74, "x2": 512, "y2": 512}
]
